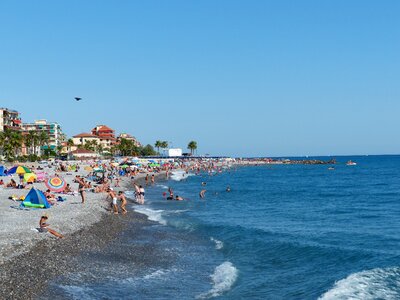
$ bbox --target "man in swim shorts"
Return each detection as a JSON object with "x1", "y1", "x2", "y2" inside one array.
[{"x1": 107, "y1": 188, "x2": 118, "y2": 214}]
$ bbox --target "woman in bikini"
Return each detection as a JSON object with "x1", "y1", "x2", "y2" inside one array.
[{"x1": 39, "y1": 215, "x2": 64, "y2": 238}]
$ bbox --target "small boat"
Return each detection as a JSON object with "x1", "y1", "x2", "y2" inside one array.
[{"x1": 346, "y1": 160, "x2": 357, "y2": 166}]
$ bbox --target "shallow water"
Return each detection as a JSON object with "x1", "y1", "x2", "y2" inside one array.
[{"x1": 42, "y1": 156, "x2": 400, "y2": 299}]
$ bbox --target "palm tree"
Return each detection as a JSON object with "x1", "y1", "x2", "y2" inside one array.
[
  {"x1": 96, "y1": 143, "x2": 104, "y2": 155},
  {"x1": 160, "y1": 141, "x2": 168, "y2": 156},
  {"x1": 25, "y1": 131, "x2": 37, "y2": 155},
  {"x1": 84, "y1": 140, "x2": 97, "y2": 151},
  {"x1": 3, "y1": 129, "x2": 23, "y2": 159},
  {"x1": 67, "y1": 139, "x2": 74, "y2": 153},
  {"x1": 37, "y1": 131, "x2": 50, "y2": 157},
  {"x1": 0, "y1": 131, "x2": 5, "y2": 157},
  {"x1": 187, "y1": 141, "x2": 197, "y2": 156},
  {"x1": 155, "y1": 140, "x2": 162, "y2": 155}
]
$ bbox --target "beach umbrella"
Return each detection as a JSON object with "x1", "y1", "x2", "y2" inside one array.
[
  {"x1": 7, "y1": 165, "x2": 32, "y2": 175},
  {"x1": 93, "y1": 167, "x2": 105, "y2": 173},
  {"x1": 120, "y1": 164, "x2": 129, "y2": 169},
  {"x1": 24, "y1": 173, "x2": 37, "y2": 183},
  {"x1": 45, "y1": 176, "x2": 66, "y2": 192},
  {"x1": 84, "y1": 166, "x2": 93, "y2": 172}
]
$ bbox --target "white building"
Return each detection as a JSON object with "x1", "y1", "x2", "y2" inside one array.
[{"x1": 167, "y1": 148, "x2": 183, "y2": 157}]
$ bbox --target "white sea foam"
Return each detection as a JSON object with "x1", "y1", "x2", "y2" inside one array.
[
  {"x1": 143, "y1": 269, "x2": 168, "y2": 280},
  {"x1": 196, "y1": 262, "x2": 238, "y2": 299},
  {"x1": 157, "y1": 184, "x2": 169, "y2": 189},
  {"x1": 59, "y1": 285, "x2": 94, "y2": 300},
  {"x1": 319, "y1": 267, "x2": 400, "y2": 300},
  {"x1": 170, "y1": 170, "x2": 193, "y2": 181},
  {"x1": 134, "y1": 207, "x2": 167, "y2": 225},
  {"x1": 210, "y1": 237, "x2": 224, "y2": 250}
]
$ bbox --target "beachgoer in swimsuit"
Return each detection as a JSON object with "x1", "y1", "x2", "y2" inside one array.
[
  {"x1": 139, "y1": 185, "x2": 145, "y2": 204},
  {"x1": 199, "y1": 189, "x2": 206, "y2": 198},
  {"x1": 118, "y1": 191, "x2": 128, "y2": 214},
  {"x1": 107, "y1": 188, "x2": 119, "y2": 214},
  {"x1": 76, "y1": 175, "x2": 87, "y2": 204},
  {"x1": 39, "y1": 215, "x2": 64, "y2": 238}
]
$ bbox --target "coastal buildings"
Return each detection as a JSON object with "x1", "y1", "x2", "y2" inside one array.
[
  {"x1": 91, "y1": 125, "x2": 116, "y2": 149},
  {"x1": 69, "y1": 125, "x2": 142, "y2": 157},
  {"x1": 0, "y1": 108, "x2": 22, "y2": 132},
  {"x1": 72, "y1": 133, "x2": 100, "y2": 147},
  {"x1": 22, "y1": 120, "x2": 66, "y2": 154},
  {"x1": 117, "y1": 133, "x2": 141, "y2": 147}
]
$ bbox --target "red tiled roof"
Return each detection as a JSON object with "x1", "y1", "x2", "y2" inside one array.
[
  {"x1": 94, "y1": 125, "x2": 114, "y2": 132},
  {"x1": 73, "y1": 133, "x2": 98, "y2": 138}
]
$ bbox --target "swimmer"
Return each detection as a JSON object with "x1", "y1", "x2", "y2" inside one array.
[
  {"x1": 201, "y1": 182, "x2": 207, "y2": 186},
  {"x1": 199, "y1": 189, "x2": 206, "y2": 198},
  {"x1": 226, "y1": 186, "x2": 231, "y2": 192},
  {"x1": 175, "y1": 195, "x2": 184, "y2": 201}
]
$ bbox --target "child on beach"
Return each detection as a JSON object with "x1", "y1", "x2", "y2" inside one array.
[{"x1": 39, "y1": 215, "x2": 64, "y2": 238}]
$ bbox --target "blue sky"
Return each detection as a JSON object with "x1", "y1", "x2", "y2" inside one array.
[{"x1": 1, "y1": 1, "x2": 399, "y2": 157}]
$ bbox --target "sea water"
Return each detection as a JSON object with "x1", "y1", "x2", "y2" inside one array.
[{"x1": 43, "y1": 156, "x2": 400, "y2": 299}]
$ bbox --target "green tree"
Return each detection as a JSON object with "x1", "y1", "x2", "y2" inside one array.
[
  {"x1": 140, "y1": 144, "x2": 157, "y2": 156},
  {"x1": 154, "y1": 140, "x2": 162, "y2": 154},
  {"x1": 2, "y1": 129, "x2": 23, "y2": 160},
  {"x1": 187, "y1": 141, "x2": 197, "y2": 156},
  {"x1": 83, "y1": 140, "x2": 97, "y2": 151},
  {"x1": 37, "y1": 131, "x2": 50, "y2": 157},
  {"x1": 67, "y1": 138, "x2": 74, "y2": 153}
]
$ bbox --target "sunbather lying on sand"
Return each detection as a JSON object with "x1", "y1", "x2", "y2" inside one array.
[{"x1": 6, "y1": 179, "x2": 17, "y2": 188}]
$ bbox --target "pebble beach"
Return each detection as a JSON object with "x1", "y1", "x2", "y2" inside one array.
[{"x1": 0, "y1": 161, "x2": 165, "y2": 299}]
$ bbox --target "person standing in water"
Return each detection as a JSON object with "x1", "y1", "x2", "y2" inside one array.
[{"x1": 139, "y1": 185, "x2": 145, "y2": 204}]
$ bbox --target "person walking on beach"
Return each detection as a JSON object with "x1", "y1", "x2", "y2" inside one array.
[
  {"x1": 145, "y1": 174, "x2": 149, "y2": 185},
  {"x1": 39, "y1": 215, "x2": 64, "y2": 238},
  {"x1": 118, "y1": 191, "x2": 128, "y2": 214},
  {"x1": 75, "y1": 175, "x2": 87, "y2": 204},
  {"x1": 106, "y1": 188, "x2": 119, "y2": 214},
  {"x1": 151, "y1": 174, "x2": 155, "y2": 184}
]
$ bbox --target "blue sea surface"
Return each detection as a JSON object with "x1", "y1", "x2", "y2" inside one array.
[{"x1": 44, "y1": 156, "x2": 400, "y2": 299}]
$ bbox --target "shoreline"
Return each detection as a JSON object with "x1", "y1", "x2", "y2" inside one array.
[{"x1": 0, "y1": 167, "x2": 168, "y2": 299}]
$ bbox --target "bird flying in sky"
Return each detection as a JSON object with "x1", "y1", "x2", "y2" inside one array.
[{"x1": 75, "y1": 97, "x2": 82, "y2": 101}]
